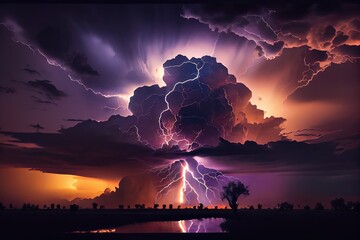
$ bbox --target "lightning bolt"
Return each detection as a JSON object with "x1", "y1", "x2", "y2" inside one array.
[
  {"x1": 1, "y1": 22, "x2": 128, "y2": 114},
  {"x1": 154, "y1": 158, "x2": 240, "y2": 207},
  {"x1": 158, "y1": 59, "x2": 206, "y2": 147}
]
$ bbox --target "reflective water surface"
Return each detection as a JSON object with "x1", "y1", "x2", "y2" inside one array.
[{"x1": 76, "y1": 218, "x2": 225, "y2": 233}]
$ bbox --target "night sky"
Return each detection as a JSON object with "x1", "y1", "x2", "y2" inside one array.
[{"x1": 0, "y1": 2, "x2": 359, "y2": 208}]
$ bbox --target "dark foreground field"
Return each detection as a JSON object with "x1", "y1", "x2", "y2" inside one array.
[{"x1": 0, "y1": 209, "x2": 359, "y2": 240}]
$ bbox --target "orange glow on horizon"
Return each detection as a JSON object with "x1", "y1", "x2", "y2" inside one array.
[{"x1": 0, "y1": 167, "x2": 118, "y2": 205}]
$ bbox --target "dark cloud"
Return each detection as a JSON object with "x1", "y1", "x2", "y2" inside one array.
[
  {"x1": 36, "y1": 25, "x2": 71, "y2": 60},
  {"x1": 22, "y1": 68, "x2": 40, "y2": 75},
  {"x1": 31, "y1": 96, "x2": 56, "y2": 105},
  {"x1": 295, "y1": 133, "x2": 320, "y2": 137},
  {"x1": 128, "y1": 84, "x2": 167, "y2": 148},
  {"x1": 332, "y1": 32, "x2": 349, "y2": 46},
  {"x1": 281, "y1": 21, "x2": 311, "y2": 36},
  {"x1": 63, "y1": 118, "x2": 86, "y2": 122},
  {"x1": 304, "y1": 49, "x2": 328, "y2": 65},
  {"x1": 26, "y1": 79, "x2": 67, "y2": 100},
  {"x1": 246, "y1": 116, "x2": 286, "y2": 144},
  {"x1": 317, "y1": 25, "x2": 336, "y2": 42},
  {"x1": 0, "y1": 5, "x2": 219, "y2": 95},
  {"x1": 182, "y1": 2, "x2": 360, "y2": 85},
  {"x1": 332, "y1": 45, "x2": 360, "y2": 58},
  {"x1": 127, "y1": 55, "x2": 283, "y2": 149},
  {"x1": 68, "y1": 52, "x2": 99, "y2": 76},
  {"x1": 0, "y1": 86, "x2": 16, "y2": 94},
  {"x1": 258, "y1": 41, "x2": 284, "y2": 57},
  {"x1": 0, "y1": 115, "x2": 165, "y2": 179},
  {"x1": 189, "y1": 137, "x2": 360, "y2": 175}
]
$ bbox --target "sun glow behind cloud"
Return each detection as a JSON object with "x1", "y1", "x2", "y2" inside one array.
[{"x1": 0, "y1": 168, "x2": 118, "y2": 205}]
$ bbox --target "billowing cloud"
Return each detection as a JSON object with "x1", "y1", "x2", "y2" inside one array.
[
  {"x1": 183, "y1": 2, "x2": 360, "y2": 85},
  {"x1": 128, "y1": 55, "x2": 284, "y2": 149}
]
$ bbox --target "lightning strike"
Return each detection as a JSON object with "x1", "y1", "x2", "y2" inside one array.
[
  {"x1": 154, "y1": 158, "x2": 241, "y2": 206},
  {"x1": 158, "y1": 59, "x2": 206, "y2": 147}
]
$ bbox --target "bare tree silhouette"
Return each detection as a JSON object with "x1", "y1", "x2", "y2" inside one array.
[{"x1": 221, "y1": 181, "x2": 249, "y2": 213}]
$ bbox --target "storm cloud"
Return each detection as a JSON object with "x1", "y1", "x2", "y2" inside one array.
[
  {"x1": 183, "y1": 2, "x2": 360, "y2": 84},
  {"x1": 128, "y1": 55, "x2": 285, "y2": 149}
]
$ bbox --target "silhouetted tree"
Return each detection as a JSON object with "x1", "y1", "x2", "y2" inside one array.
[
  {"x1": 193, "y1": 206, "x2": 197, "y2": 209},
  {"x1": 177, "y1": 205, "x2": 181, "y2": 209},
  {"x1": 92, "y1": 203, "x2": 98, "y2": 209},
  {"x1": 43, "y1": 204, "x2": 47, "y2": 209},
  {"x1": 50, "y1": 203, "x2": 55, "y2": 210},
  {"x1": 278, "y1": 202, "x2": 294, "y2": 211},
  {"x1": 56, "y1": 204, "x2": 61, "y2": 210},
  {"x1": 304, "y1": 205, "x2": 311, "y2": 210},
  {"x1": 162, "y1": 204, "x2": 166, "y2": 209},
  {"x1": 70, "y1": 204, "x2": 79, "y2": 211},
  {"x1": 0, "y1": 203, "x2": 5, "y2": 210},
  {"x1": 119, "y1": 204, "x2": 125, "y2": 209},
  {"x1": 9, "y1": 204, "x2": 13, "y2": 209},
  {"x1": 169, "y1": 204, "x2": 173, "y2": 209},
  {"x1": 331, "y1": 198, "x2": 346, "y2": 210},
  {"x1": 221, "y1": 181, "x2": 249, "y2": 213},
  {"x1": 214, "y1": 206, "x2": 218, "y2": 209},
  {"x1": 352, "y1": 202, "x2": 360, "y2": 211},
  {"x1": 249, "y1": 205, "x2": 254, "y2": 210},
  {"x1": 345, "y1": 201, "x2": 360, "y2": 211},
  {"x1": 153, "y1": 204, "x2": 159, "y2": 209},
  {"x1": 257, "y1": 204, "x2": 262, "y2": 210},
  {"x1": 315, "y1": 202, "x2": 324, "y2": 210},
  {"x1": 198, "y1": 203, "x2": 204, "y2": 210}
]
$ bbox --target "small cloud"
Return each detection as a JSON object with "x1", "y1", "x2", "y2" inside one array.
[
  {"x1": 31, "y1": 96, "x2": 56, "y2": 105},
  {"x1": 63, "y1": 118, "x2": 86, "y2": 122},
  {"x1": 0, "y1": 86, "x2": 16, "y2": 94},
  {"x1": 26, "y1": 79, "x2": 67, "y2": 100},
  {"x1": 68, "y1": 52, "x2": 100, "y2": 76},
  {"x1": 22, "y1": 68, "x2": 41, "y2": 75}
]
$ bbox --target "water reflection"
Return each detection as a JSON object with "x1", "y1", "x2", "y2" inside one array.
[{"x1": 77, "y1": 218, "x2": 225, "y2": 233}]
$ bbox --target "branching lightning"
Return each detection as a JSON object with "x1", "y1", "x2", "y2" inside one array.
[
  {"x1": 158, "y1": 60, "x2": 206, "y2": 147},
  {"x1": 0, "y1": 22, "x2": 128, "y2": 114},
  {"x1": 154, "y1": 158, "x2": 240, "y2": 206}
]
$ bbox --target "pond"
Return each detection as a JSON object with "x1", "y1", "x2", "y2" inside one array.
[{"x1": 75, "y1": 218, "x2": 226, "y2": 233}]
